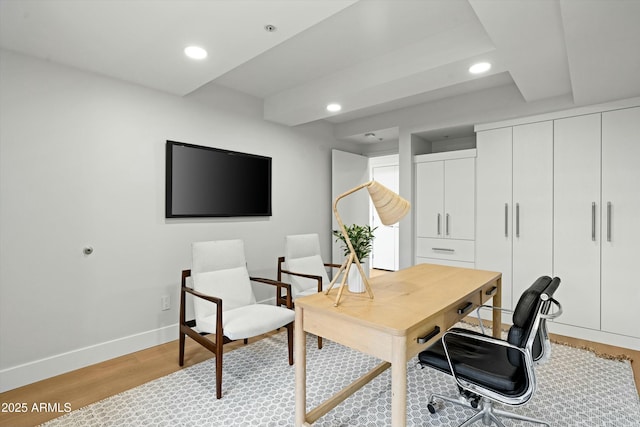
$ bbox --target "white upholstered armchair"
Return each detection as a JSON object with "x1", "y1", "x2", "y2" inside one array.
[
  {"x1": 179, "y1": 239, "x2": 295, "y2": 399},
  {"x1": 276, "y1": 233, "x2": 342, "y2": 348}
]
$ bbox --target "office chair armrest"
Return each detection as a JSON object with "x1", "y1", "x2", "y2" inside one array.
[
  {"x1": 540, "y1": 298, "x2": 563, "y2": 320},
  {"x1": 250, "y1": 277, "x2": 293, "y2": 309},
  {"x1": 441, "y1": 330, "x2": 535, "y2": 405}
]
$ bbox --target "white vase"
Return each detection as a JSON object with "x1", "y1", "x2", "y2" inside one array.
[{"x1": 348, "y1": 259, "x2": 368, "y2": 293}]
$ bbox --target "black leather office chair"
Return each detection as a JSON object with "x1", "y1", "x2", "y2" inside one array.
[{"x1": 418, "y1": 276, "x2": 562, "y2": 427}]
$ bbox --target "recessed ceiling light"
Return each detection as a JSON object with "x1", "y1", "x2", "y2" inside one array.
[
  {"x1": 184, "y1": 46, "x2": 207, "y2": 60},
  {"x1": 469, "y1": 62, "x2": 491, "y2": 74},
  {"x1": 364, "y1": 132, "x2": 383, "y2": 142},
  {"x1": 264, "y1": 24, "x2": 277, "y2": 32},
  {"x1": 326, "y1": 103, "x2": 342, "y2": 112}
]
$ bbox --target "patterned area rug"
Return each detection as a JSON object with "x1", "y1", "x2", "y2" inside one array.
[{"x1": 43, "y1": 330, "x2": 640, "y2": 426}]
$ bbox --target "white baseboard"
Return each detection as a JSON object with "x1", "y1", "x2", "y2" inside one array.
[
  {"x1": 470, "y1": 309, "x2": 640, "y2": 351},
  {"x1": 0, "y1": 324, "x2": 178, "y2": 393},
  {"x1": 547, "y1": 322, "x2": 640, "y2": 351}
]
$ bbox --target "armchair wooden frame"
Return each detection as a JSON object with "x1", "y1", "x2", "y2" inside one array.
[
  {"x1": 179, "y1": 269, "x2": 294, "y2": 399},
  {"x1": 276, "y1": 256, "x2": 342, "y2": 349}
]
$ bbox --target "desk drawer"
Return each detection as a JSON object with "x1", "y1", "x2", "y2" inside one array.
[
  {"x1": 481, "y1": 281, "x2": 500, "y2": 305},
  {"x1": 416, "y1": 238, "x2": 474, "y2": 262},
  {"x1": 407, "y1": 314, "x2": 444, "y2": 358},
  {"x1": 444, "y1": 292, "x2": 482, "y2": 328}
]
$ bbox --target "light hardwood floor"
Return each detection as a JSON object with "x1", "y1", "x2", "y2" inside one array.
[{"x1": 2, "y1": 269, "x2": 639, "y2": 427}]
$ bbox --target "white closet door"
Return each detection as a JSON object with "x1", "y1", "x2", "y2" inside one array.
[
  {"x1": 512, "y1": 122, "x2": 554, "y2": 305},
  {"x1": 601, "y1": 106, "x2": 640, "y2": 338},
  {"x1": 553, "y1": 114, "x2": 601, "y2": 330},
  {"x1": 476, "y1": 128, "x2": 513, "y2": 309},
  {"x1": 415, "y1": 161, "x2": 444, "y2": 238},
  {"x1": 444, "y1": 157, "x2": 475, "y2": 240},
  {"x1": 371, "y1": 164, "x2": 399, "y2": 270}
]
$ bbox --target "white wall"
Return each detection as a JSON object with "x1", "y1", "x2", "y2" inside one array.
[{"x1": 0, "y1": 50, "x2": 344, "y2": 391}]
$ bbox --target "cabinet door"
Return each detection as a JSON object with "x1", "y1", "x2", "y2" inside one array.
[
  {"x1": 444, "y1": 157, "x2": 475, "y2": 240},
  {"x1": 476, "y1": 128, "x2": 513, "y2": 309},
  {"x1": 415, "y1": 161, "x2": 444, "y2": 238},
  {"x1": 512, "y1": 122, "x2": 554, "y2": 305},
  {"x1": 601, "y1": 107, "x2": 640, "y2": 338},
  {"x1": 554, "y1": 114, "x2": 601, "y2": 330}
]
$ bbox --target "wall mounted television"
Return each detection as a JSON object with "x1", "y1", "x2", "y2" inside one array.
[{"x1": 165, "y1": 141, "x2": 272, "y2": 218}]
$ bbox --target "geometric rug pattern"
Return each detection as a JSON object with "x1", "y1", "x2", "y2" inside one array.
[{"x1": 42, "y1": 329, "x2": 640, "y2": 426}]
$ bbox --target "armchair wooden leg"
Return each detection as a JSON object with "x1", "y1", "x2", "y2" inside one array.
[
  {"x1": 215, "y1": 336, "x2": 223, "y2": 399},
  {"x1": 179, "y1": 330, "x2": 185, "y2": 366},
  {"x1": 286, "y1": 323, "x2": 294, "y2": 365},
  {"x1": 317, "y1": 336, "x2": 323, "y2": 349}
]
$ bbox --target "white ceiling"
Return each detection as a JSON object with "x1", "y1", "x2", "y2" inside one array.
[{"x1": 2, "y1": 0, "x2": 640, "y2": 133}]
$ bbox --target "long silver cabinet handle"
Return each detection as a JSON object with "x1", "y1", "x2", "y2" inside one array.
[
  {"x1": 504, "y1": 203, "x2": 508, "y2": 237},
  {"x1": 592, "y1": 202, "x2": 596, "y2": 241},
  {"x1": 437, "y1": 213, "x2": 441, "y2": 236},
  {"x1": 432, "y1": 248, "x2": 455, "y2": 252},
  {"x1": 446, "y1": 213, "x2": 450, "y2": 236},
  {"x1": 515, "y1": 203, "x2": 520, "y2": 238},
  {"x1": 607, "y1": 202, "x2": 612, "y2": 242}
]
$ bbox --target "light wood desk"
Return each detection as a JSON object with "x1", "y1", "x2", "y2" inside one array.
[{"x1": 294, "y1": 263, "x2": 502, "y2": 427}]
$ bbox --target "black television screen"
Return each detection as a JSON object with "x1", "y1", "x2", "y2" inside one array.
[{"x1": 166, "y1": 141, "x2": 272, "y2": 218}]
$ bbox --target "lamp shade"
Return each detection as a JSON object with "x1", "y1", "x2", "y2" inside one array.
[{"x1": 367, "y1": 181, "x2": 410, "y2": 226}]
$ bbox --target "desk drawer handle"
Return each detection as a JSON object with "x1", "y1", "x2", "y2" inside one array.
[
  {"x1": 432, "y1": 247, "x2": 455, "y2": 252},
  {"x1": 457, "y1": 302, "x2": 474, "y2": 315},
  {"x1": 417, "y1": 326, "x2": 441, "y2": 344},
  {"x1": 485, "y1": 286, "x2": 498, "y2": 296}
]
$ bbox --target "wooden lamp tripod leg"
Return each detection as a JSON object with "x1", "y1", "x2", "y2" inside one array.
[
  {"x1": 334, "y1": 253, "x2": 355, "y2": 306},
  {"x1": 324, "y1": 257, "x2": 349, "y2": 295}
]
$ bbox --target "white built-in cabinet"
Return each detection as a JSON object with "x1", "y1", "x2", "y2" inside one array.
[
  {"x1": 553, "y1": 113, "x2": 602, "y2": 330},
  {"x1": 601, "y1": 107, "x2": 640, "y2": 338},
  {"x1": 476, "y1": 103, "x2": 640, "y2": 347},
  {"x1": 555, "y1": 107, "x2": 640, "y2": 337},
  {"x1": 476, "y1": 122, "x2": 553, "y2": 310},
  {"x1": 415, "y1": 149, "x2": 475, "y2": 267}
]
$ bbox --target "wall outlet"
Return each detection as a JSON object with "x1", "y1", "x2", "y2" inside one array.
[{"x1": 160, "y1": 295, "x2": 170, "y2": 311}]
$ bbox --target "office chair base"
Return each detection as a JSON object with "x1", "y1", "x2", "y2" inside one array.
[{"x1": 428, "y1": 394, "x2": 550, "y2": 427}]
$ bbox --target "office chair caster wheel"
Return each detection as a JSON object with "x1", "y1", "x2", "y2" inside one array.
[{"x1": 427, "y1": 401, "x2": 437, "y2": 414}]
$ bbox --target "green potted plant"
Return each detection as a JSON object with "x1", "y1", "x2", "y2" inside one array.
[{"x1": 333, "y1": 224, "x2": 376, "y2": 293}]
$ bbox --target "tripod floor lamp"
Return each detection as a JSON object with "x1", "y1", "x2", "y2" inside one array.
[{"x1": 326, "y1": 180, "x2": 410, "y2": 306}]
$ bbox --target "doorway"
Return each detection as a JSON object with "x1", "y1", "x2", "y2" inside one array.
[{"x1": 370, "y1": 155, "x2": 400, "y2": 271}]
